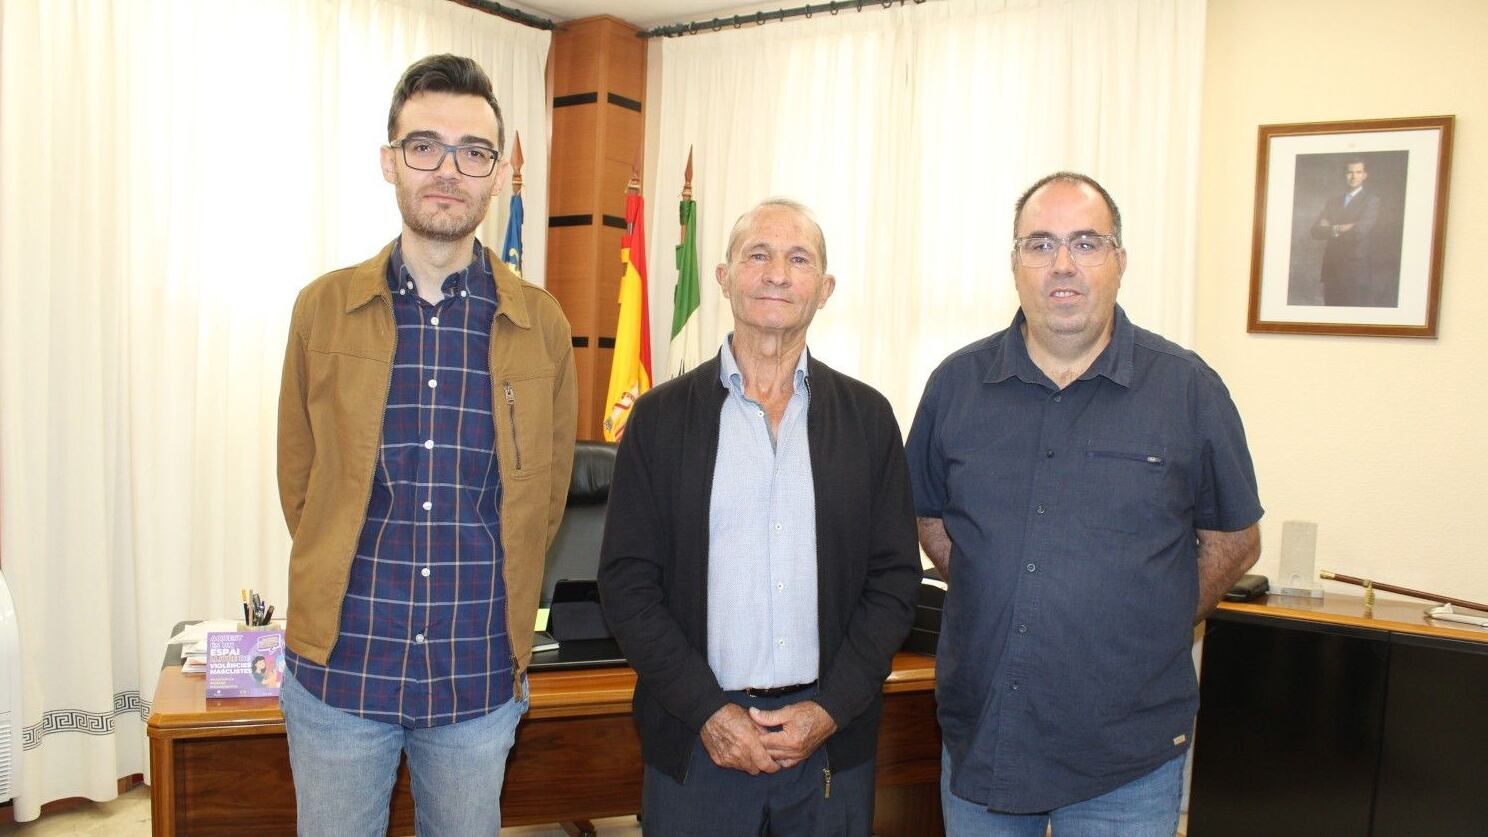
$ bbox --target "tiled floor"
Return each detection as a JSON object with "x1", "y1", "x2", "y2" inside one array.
[{"x1": 0, "y1": 786, "x2": 644, "y2": 836}]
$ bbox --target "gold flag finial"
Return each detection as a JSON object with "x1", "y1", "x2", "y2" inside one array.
[
  {"x1": 682, "y1": 146, "x2": 694, "y2": 201},
  {"x1": 627, "y1": 146, "x2": 642, "y2": 194},
  {"x1": 511, "y1": 132, "x2": 525, "y2": 195}
]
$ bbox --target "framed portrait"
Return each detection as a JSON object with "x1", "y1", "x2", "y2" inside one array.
[{"x1": 1247, "y1": 115, "x2": 1454, "y2": 337}]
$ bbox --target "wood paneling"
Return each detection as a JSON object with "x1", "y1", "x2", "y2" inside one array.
[
  {"x1": 549, "y1": 106, "x2": 598, "y2": 214},
  {"x1": 603, "y1": 26, "x2": 646, "y2": 101},
  {"x1": 544, "y1": 226, "x2": 599, "y2": 330},
  {"x1": 549, "y1": 25, "x2": 600, "y2": 96},
  {"x1": 546, "y1": 16, "x2": 648, "y2": 441}
]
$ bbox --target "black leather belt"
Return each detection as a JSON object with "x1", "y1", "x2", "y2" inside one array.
[{"x1": 743, "y1": 681, "x2": 816, "y2": 699}]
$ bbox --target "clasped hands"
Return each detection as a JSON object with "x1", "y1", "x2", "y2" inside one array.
[{"x1": 700, "y1": 700, "x2": 837, "y2": 774}]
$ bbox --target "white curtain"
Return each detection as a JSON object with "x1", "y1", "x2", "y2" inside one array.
[
  {"x1": 0, "y1": 0, "x2": 550, "y2": 819},
  {"x1": 648, "y1": 0, "x2": 1206, "y2": 421}
]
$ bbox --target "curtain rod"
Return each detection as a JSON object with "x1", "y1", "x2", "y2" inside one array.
[
  {"x1": 638, "y1": 0, "x2": 928, "y2": 39},
  {"x1": 447, "y1": 0, "x2": 557, "y2": 31}
]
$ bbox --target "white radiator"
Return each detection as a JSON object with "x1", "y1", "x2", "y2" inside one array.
[{"x1": 0, "y1": 569, "x2": 20, "y2": 802}]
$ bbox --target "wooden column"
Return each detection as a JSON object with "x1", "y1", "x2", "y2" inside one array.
[{"x1": 546, "y1": 16, "x2": 646, "y2": 441}]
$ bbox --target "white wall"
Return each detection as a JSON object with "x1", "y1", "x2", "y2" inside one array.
[{"x1": 1197, "y1": 0, "x2": 1488, "y2": 604}]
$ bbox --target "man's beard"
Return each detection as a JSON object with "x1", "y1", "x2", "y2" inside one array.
[{"x1": 395, "y1": 178, "x2": 491, "y2": 242}]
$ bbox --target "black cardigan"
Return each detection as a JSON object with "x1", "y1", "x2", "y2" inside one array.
[{"x1": 598, "y1": 353, "x2": 921, "y2": 781}]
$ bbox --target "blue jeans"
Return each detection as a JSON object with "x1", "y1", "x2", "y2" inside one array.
[
  {"x1": 280, "y1": 668, "x2": 527, "y2": 837},
  {"x1": 941, "y1": 747, "x2": 1184, "y2": 837}
]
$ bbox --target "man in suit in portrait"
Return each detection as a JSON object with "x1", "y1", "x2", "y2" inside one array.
[{"x1": 1310, "y1": 157, "x2": 1382, "y2": 306}]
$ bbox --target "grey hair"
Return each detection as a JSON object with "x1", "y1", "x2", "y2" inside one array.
[{"x1": 723, "y1": 198, "x2": 828, "y2": 271}]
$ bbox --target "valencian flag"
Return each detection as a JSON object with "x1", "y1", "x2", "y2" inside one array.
[
  {"x1": 500, "y1": 191, "x2": 523, "y2": 276},
  {"x1": 501, "y1": 132, "x2": 525, "y2": 276},
  {"x1": 669, "y1": 150, "x2": 704, "y2": 377},
  {"x1": 602, "y1": 188, "x2": 652, "y2": 442}
]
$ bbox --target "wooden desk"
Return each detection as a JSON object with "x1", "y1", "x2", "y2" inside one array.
[
  {"x1": 1188, "y1": 594, "x2": 1488, "y2": 836},
  {"x1": 148, "y1": 653, "x2": 942, "y2": 836}
]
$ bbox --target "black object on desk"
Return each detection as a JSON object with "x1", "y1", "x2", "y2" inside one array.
[
  {"x1": 1224, "y1": 573, "x2": 1269, "y2": 601},
  {"x1": 529, "y1": 637, "x2": 627, "y2": 671}
]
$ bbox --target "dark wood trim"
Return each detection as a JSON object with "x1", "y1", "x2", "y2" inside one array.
[
  {"x1": 553, "y1": 92, "x2": 599, "y2": 108},
  {"x1": 606, "y1": 93, "x2": 642, "y2": 112}
]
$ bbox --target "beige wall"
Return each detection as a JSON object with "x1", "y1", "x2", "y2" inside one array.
[{"x1": 1198, "y1": 0, "x2": 1488, "y2": 603}]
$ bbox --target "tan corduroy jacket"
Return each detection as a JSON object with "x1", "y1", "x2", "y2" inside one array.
[{"x1": 276, "y1": 241, "x2": 576, "y2": 696}]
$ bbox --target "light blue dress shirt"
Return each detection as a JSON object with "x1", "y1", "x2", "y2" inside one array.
[{"x1": 707, "y1": 337, "x2": 819, "y2": 690}]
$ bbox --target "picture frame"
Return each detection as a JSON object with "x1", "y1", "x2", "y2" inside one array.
[{"x1": 1247, "y1": 115, "x2": 1454, "y2": 337}]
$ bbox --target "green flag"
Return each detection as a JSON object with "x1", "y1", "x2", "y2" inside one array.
[{"x1": 668, "y1": 197, "x2": 704, "y2": 377}]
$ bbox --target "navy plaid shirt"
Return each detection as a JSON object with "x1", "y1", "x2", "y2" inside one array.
[{"x1": 286, "y1": 239, "x2": 512, "y2": 728}]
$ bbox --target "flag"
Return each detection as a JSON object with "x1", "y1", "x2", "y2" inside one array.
[
  {"x1": 602, "y1": 191, "x2": 652, "y2": 442},
  {"x1": 500, "y1": 191, "x2": 523, "y2": 276},
  {"x1": 669, "y1": 195, "x2": 704, "y2": 377}
]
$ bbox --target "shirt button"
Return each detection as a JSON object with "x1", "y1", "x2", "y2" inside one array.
[
  {"x1": 774, "y1": 523, "x2": 782, "y2": 531},
  {"x1": 1017, "y1": 624, "x2": 1028, "y2": 634},
  {"x1": 430, "y1": 316, "x2": 440, "y2": 326},
  {"x1": 406, "y1": 281, "x2": 414, "y2": 290},
  {"x1": 778, "y1": 639, "x2": 785, "y2": 647},
  {"x1": 414, "y1": 633, "x2": 425, "y2": 644},
  {"x1": 421, "y1": 567, "x2": 431, "y2": 578},
  {"x1": 1053, "y1": 394, "x2": 1063, "y2": 403},
  {"x1": 756, "y1": 409, "x2": 764, "y2": 418},
  {"x1": 399, "y1": 288, "x2": 406, "y2": 295},
  {"x1": 422, "y1": 501, "x2": 432, "y2": 511},
  {"x1": 427, "y1": 378, "x2": 437, "y2": 388},
  {"x1": 1011, "y1": 681, "x2": 1021, "y2": 691},
  {"x1": 460, "y1": 290, "x2": 468, "y2": 298},
  {"x1": 777, "y1": 582, "x2": 785, "y2": 591},
  {"x1": 424, "y1": 439, "x2": 435, "y2": 450},
  {"x1": 1036, "y1": 504, "x2": 1046, "y2": 514},
  {"x1": 1026, "y1": 563, "x2": 1037, "y2": 573},
  {"x1": 1045, "y1": 449, "x2": 1054, "y2": 458}
]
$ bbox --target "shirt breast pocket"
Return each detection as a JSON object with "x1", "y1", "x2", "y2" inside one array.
[{"x1": 1080, "y1": 437, "x2": 1172, "y2": 535}]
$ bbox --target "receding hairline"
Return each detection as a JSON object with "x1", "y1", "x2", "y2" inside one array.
[
  {"x1": 723, "y1": 198, "x2": 828, "y2": 271},
  {"x1": 1012, "y1": 172, "x2": 1123, "y2": 245}
]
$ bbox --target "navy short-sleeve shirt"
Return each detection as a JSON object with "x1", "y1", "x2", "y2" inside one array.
[{"x1": 905, "y1": 306, "x2": 1262, "y2": 813}]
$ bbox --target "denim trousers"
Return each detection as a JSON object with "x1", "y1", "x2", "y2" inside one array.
[
  {"x1": 941, "y1": 746, "x2": 1184, "y2": 837},
  {"x1": 280, "y1": 668, "x2": 527, "y2": 837}
]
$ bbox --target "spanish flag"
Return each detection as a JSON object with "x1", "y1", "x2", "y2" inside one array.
[{"x1": 602, "y1": 190, "x2": 652, "y2": 441}]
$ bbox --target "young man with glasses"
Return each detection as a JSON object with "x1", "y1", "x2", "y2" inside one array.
[
  {"x1": 276, "y1": 54, "x2": 576, "y2": 835},
  {"x1": 906, "y1": 173, "x2": 1263, "y2": 835}
]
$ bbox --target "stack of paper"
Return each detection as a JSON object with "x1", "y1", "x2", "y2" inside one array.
[{"x1": 167, "y1": 619, "x2": 239, "y2": 675}]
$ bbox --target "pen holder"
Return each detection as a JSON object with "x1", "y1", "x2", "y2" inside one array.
[{"x1": 237, "y1": 621, "x2": 284, "y2": 632}]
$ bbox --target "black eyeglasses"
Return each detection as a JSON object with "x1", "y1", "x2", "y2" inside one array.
[{"x1": 389, "y1": 136, "x2": 500, "y2": 177}]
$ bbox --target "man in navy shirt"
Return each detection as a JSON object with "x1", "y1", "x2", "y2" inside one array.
[
  {"x1": 906, "y1": 172, "x2": 1262, "y2": 836},
  {"x1": 277, "y1": 55, "x2": 576, "y2": 835}
]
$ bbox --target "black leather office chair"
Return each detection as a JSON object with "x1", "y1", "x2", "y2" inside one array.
[{"x1": 541, "y1": 440, "x2": 616, "y2": 606}]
